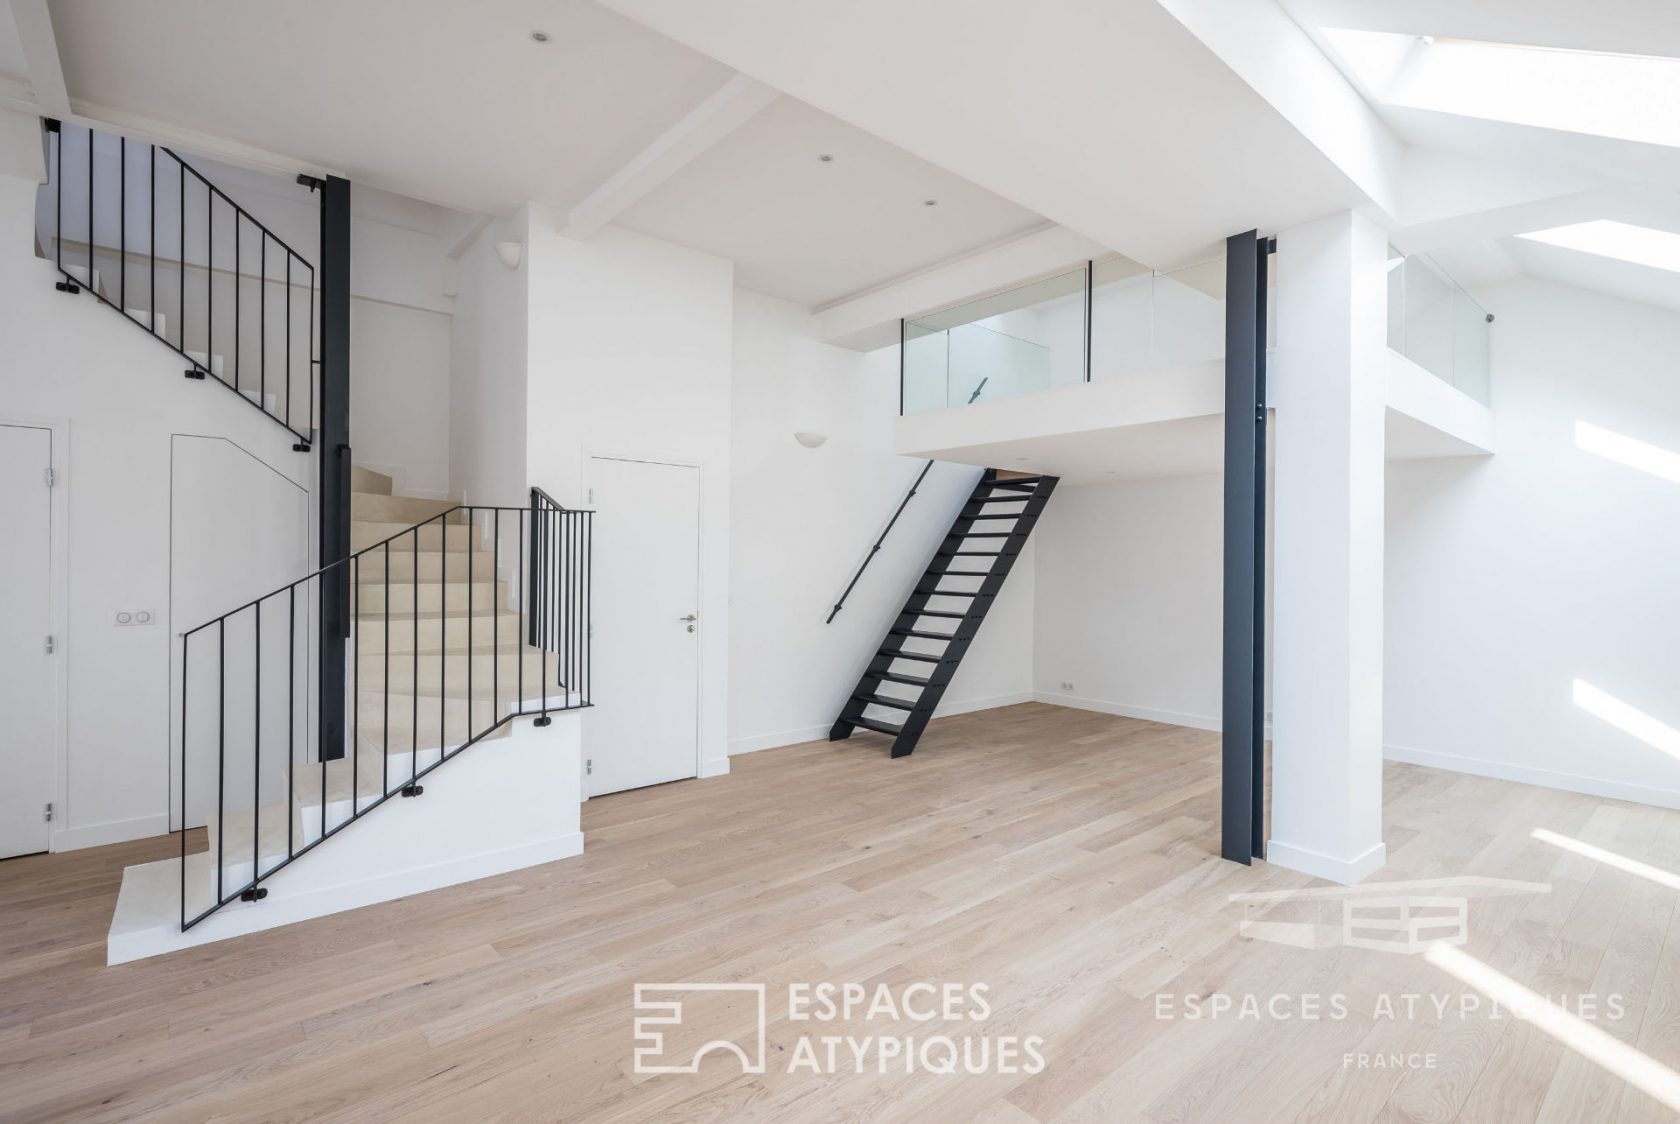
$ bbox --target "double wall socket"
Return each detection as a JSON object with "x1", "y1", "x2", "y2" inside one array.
[{"x1": 115, "y1": 609, "x2": 156, "y2": 626}]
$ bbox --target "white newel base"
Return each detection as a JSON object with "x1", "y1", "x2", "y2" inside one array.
[{"x1": 107, "y1": 711, "x2": 584, "y2": 965}]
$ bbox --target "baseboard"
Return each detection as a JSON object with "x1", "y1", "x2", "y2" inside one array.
[
  {"x1": 1384, "y1": 743, "x2": 1680, "y2": 810},
  {"x1": 51, "y1": 812, "x2": 170, "y2": 852},
  {"x1": 698, "y1": 755, "x2": 731, "y2": 778},
  {"x1": 1034, "y1": 691, "x2": 1220, "y2": 731},
  {"x1": 1266, "y1": 838, "x2": 1387, "y2": 885},
  {"x1": 729, "y1": 724, "x2": 832, "y2": 757},
  {"x1": 109, "y1": 832, "x2": 585, "y2": 965},
  {"x1": 727, "y1": 692, "x2": 1036, "y2": 758}
]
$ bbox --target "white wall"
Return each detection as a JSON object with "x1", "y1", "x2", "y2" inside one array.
[
  {"x1": 0, "y1": 171, "x2": 312, "y2": 850},
  {"x1": 523, "y1": 219, "x2": 734, "y2": 775},
  {"x1": 449, "y1": 211, "x2": 527, "y2": 507},
  {"x1": 729, "y1": 289, "x2": 1035, "y2": 755},
  {"x1": 1386, "y1": 279, "x2": 1680, "y2": 806}
]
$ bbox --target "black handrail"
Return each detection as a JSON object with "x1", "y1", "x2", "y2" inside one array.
[
  {"x1": 177, "y1": 498, "x2": 593, "y2": 931},
  {"x1": 827, "y1": 461, "x2": 934, "y2": 624},
  {"x1": 826, "y1": 377, "x2": 988, "y2": 623},
  {"x1": 43, "y1": 118, "x2": 317, "y2": 445}
]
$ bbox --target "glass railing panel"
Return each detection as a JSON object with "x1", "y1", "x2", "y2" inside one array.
[
  {"x1": 1151, "y1": 258, "x2": 1226, "y2": 370},
  {"x1": 1387, "y1": 250, "x2": 1492, "y2": 406},
  {"x1": 1452, "y1": 285, "x2": 1491, "y2": 405},
  {"x1": 902, "y1": 268, "x2": 1086, "y2": 413},
  {"x1": 1402, "y1": 254, "x2": 1456, "y2": 383},
  {"x1": 1089, "y1": 258, "x2": 1154, "y2": 381}
]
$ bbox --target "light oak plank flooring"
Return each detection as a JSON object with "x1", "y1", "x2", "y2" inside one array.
[{"x1": 3, "y1": 702, "x2": 1679, "y2": 1122}]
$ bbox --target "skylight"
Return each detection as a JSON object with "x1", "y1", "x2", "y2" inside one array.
[
  {"x1": 1519, "y1": 221, "x2": 1680, "y2": 275},
  {"x1": 1320, "y1": 30, "x2": 1680, "y2": 149}
]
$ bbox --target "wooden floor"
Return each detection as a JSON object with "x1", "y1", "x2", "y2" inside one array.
[{"x1": 4, "y1": 702, "x2": 1680, "y2": 1122}]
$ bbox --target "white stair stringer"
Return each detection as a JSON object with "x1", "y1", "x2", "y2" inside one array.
[{"x1": 107, "y1": 703, "x2": 583, "y2": 965}]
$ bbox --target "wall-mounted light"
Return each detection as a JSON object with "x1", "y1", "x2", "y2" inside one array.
[
  {"x1": 495, "y1": 241, "x2": 523, "y2": 270},
  {"x1": 794, "y1": 431, "x2": 828, "y2": 449}
]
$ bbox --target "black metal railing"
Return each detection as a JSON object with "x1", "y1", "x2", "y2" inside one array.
[
  {"x1": 826, "y1": 379, "x2": 987, "y2": 623},
  {"x1": 42, "y1": 118, "x2": 316, "y2": 445},
  {"x1": 176, "y1": 499, "x2": 592, "y2": 930}
]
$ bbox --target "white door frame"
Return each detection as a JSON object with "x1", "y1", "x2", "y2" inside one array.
[
  {"x1": 0, "y1": 416, "x2": 70, "y2": 852},
  {"x1": 582, "y1": 450, "x2": 706, "y2": 789}
]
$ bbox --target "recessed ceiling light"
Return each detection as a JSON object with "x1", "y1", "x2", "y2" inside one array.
[
  {"x1": 923, "y1": 199, "x2": 938, "y2": 207},
  {"x1": 530, "y1": 30, "x2": 550, "y2": 43},
  {"x1": 817, "y1": 153, "x2": 834, "y2": 162},
  {"x1": 1518, "y1": 220, "x2": 1680, "y2": 274}
]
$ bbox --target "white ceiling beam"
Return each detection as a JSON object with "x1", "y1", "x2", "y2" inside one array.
[
  {"x1": 9, "y1": 0, "x2": 70, "y2": 119},
  {"x1": 561, "y1": 73, "x2": 778, "y2": 240},
  {"x1": 814, "y1": 224, "x2": 1110, "y2": 352}
]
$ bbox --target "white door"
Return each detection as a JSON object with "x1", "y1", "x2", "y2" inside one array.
[
  {"x1": 587, "y1": 456, "x2": 700, "y2": 797},
  {"x1": 0, "y1": 425, "x2": 55, "y2": 857}
]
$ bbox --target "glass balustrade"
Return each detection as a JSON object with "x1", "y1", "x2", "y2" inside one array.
[{"x1": 1387, "y1": 249, "x2": 1492, "y2": 405}]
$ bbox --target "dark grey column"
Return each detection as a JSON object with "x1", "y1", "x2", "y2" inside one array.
[
  {"x1": 317, "y1": 175, "x2": 351, "y2": 761},
  {"x1": 1222, "y1": 230, "x2": 1268, "y2": 864}
]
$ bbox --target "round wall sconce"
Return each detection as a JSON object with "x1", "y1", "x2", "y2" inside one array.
[
  {"x1": 793, "y1": 431, "x2": 828, "y2": 448},
  {"x1": 495, "y1": 241, "x2": 523, "y2": 270}
]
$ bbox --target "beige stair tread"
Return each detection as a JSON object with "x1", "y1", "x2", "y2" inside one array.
[
  {"x1": 350, "y1": 465, "x2": 393, "y2": 495},
  {"x1": 352, "y1": 521, "x2": 478, "y2": 552},
  {"x1": 351, "y1": 493, "x2": 464, "y2": 524}
]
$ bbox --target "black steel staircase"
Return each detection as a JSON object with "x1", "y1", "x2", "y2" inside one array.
[{"x1": 830, "y1": 468, "x2": 1057, "y2": 758}]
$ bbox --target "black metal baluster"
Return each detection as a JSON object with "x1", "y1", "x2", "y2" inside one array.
[
  {"x1": 234, "y1": 212, "x2": 240, "y2": 394},
  {"x1": 217, "y1": 617, "x2": 225, "y2": 905},
  {"x1": 435, "y1": 517, "x2": 443, "y2": 763},
  {"x1": 207, "y1": 181, "x2": 213, "y2": 379},
  {"x1": 383, "y1": 541, "x2": 390, "y2": 797},
  {"x1": 86, "y1": 125, "x2": 93, "y2": 287},
  {"x1": 253, "y1": 604, "x2": 261, "y2": 888},
  {"x1": 261, "y1": 237, "x2": 267, "y2": 422},
  {"x1": 119, "y1": 136, "x2": 126, "y2": 314},
  {"x1": 413, "y1": 530, "x2": 420, "y2": 782},
  {"x1": 288, "y1": 586, "x2": 295, "y2": 860},
  {"x1": 518, "y1": 511, "x2": 525, "y2": 710},
  {"x1": 493, "y1": 510, "x2": 500, "y2": 722},
  {"x1": 440, "y1": 514, "x2": 446, "y2": 759},
  {"x1": 149, "y1": 145, "x2": 155, "y2": 336},
  {"x1": 541, "y1": 507, "x2": 550, "y2": 718},
  {"x1": 285, "y1": 255, "x2": 291, "y2": 419},
  {"x1": 178, "y1": 161, "x2": 185, "y2": 351},
  {"x1": 179, "y1": 633, "x2": 187, "y2": 928},
  {"x1": 53, "y1": 122, "x2": 61, "y2": 274},
  {"x1": 467, "y1": 508, "x2": 473, "y2": 742},
  {"x1": 586, "y1": 512, "x2": 592, "y2": 704},
  {"x1": 352, "y1": 555, "x2": 359, "y2": 818}
]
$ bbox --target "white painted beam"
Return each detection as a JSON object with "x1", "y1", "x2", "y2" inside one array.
[
  {"x1": 813, "y1": 224, "x2": 1109, "y2": 351},
  {"x1": 561, "y1": 73, "x2": 778, "y2": 240},
  {"x1": 9, "y1": 0, "x2": 70, "y2": 119}
]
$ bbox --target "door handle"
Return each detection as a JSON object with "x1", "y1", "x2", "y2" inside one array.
[{"x1": 679, "y1": 613, "x2": 698, "y2": 633}]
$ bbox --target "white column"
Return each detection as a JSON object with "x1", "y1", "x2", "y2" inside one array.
[{"x1": 1268, "y1": 210, "x2": 1388, "y2": 884}]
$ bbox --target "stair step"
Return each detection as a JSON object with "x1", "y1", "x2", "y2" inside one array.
[
  {"x1": 874, "y1": 671, "x2": 931, "y2": 687},
  {"x1": 966, "y1": 513, "x2": 1023, "y2": 520},
  {"x1": 354, "y1": 577, "x2": 505, "y2": 616},
  {"x1": 354, "y1": 609, "x2": 526, "y2": 655},
  {"x1": 351, "y1": 493, "x2": 463, "y2": 525},
  {"x1": 357, "y1": 647, "x2": 557, "y2": 693},
  {"x1": 850, "y1": 716, "x2": 904, "y2": 737},
  {"x1": 352, "y1": 465, "x2": 394, "y2": 495},
  {"x1": 976, "y1": 495, "x2": 1028, "y2": 504},
  {"x1": 891, "y1": 628, "x2": 955, "y2": 641},
  {"x1": 914, "y1": 609, "x2": 968, "y2": 618},
  {"x1": 355, "y1": 548, "x2": 494, "y2": 582},
  {"x1": 879, "y1": 648, "x2": 942, "y2": 663},
  {"x1": 352, "y1": 520, "x2": 476, "y2": 552},
  {"x1": 946, "y1": 550, "x2": 1004, "y2": 557},
  {"x1": 989, "y1": 482, "x2": 1039, "y2": 492},
  {"x1": 125, "y1": 307, "x2": 166, "y2": 334},
  {"x1": 184, "y1": 349, "x2": 226, "y2": 378},
  {"x1": 959, "y1": 532, "x2": 1013, "y2": 538},
  {"x1": 931, "y1": 569, "x2": 993, "y2": 578},
  {"x1": 853, "y1": 692, "x2": 916, "y2": 710},
  {"x1": 915, "y1": 588, "x2": 979, "y2": 599}
]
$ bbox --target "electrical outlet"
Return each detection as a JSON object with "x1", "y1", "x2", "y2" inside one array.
[
  {"x1": 115, "y1": 609, "x2": 156, "y2": 626},
  {"x1": 1059, "y1": 681, "x2": 1075, "y2": 692}
]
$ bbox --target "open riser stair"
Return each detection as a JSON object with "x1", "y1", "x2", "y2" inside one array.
[{"x1": 830, "y1": 468, "x2": 1057, "y2": 758}]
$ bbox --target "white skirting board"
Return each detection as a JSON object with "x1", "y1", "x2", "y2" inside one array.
[{"x1": 108, "y1": 712, "x2": 584, "y2": 965}]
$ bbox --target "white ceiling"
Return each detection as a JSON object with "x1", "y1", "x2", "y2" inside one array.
[
  {"x1": 1282, "y1": 0, "x2": 1680, "y2": 317},
  {"x1": 594, "y1": 0, "x2": 1371, "y2": 272},
  {"x1": 614, "y1": 96, "x2": 1046, "y2": 308},
  {"x1": 41, "y1": 0, "x2": 736, "y2": 217}
]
